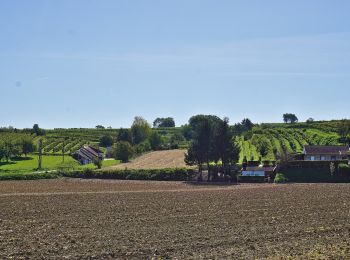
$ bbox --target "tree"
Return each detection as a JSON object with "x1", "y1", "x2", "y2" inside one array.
[
  {"x1": 338, "y1": 119, "x2": 350, "y2": 144},
  {"x1": 149, "y1": 131, "x2": 162, "y2": 150},
  {"x1": 306, "y1": 118, "x2": 314, "y2": 123},
  {"x1": 117, "y1": 128, "x2": 132, "y2": 143},
  {"x1": 2, "y1": 139, "x2": 21, "y2": 161},
  {"x1": 211, "y1": 117, "x2": 240, "y2": 179},
  {"x1": 185, "y1": 118, "x2": 211, "y2": 181},
  {"x1": 95, "y1": 125, "x2": 105, "y2": 129},
  {"x1": 93, "y1": 158, "x2": 102, "y2": 169},
  {"x1": 153, "y1": 117, "x2": 175, "y2": 128},
  {"x1": 131, "y1": 116, "x2": 151, "y2": 145},
  {"x1": 21, "y1": 137, "x2": 35, "y2": 157},
  {"x1": 283, "y1": 113, "x2": 298, "y2": 124},
  {"x1": 170, "y1": 133, "x2": 185, "y2": 148},
  {"x1": 181, "y1": 124, "x2": 193, "y2": 141},
  {"x1": 32, "y1": 124, "x2": 45, "y2": 136},
  {"x1": 241, "y1": 118, "x2": 254, "y2": 131},
  {"x1": 99, "y1": 135, "x2": 114, "y2": 147},
  {"x1": 277, "y1": 149, "x2": 294, "y2": 169},
  {"x1": 0, "y1": 141, "x2": 5, "y2": 161},
  {"x1": 114, "y1": 141, "x2": 134, "y2": 163}
]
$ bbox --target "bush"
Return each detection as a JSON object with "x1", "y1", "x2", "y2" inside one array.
[
  {"x1": 114, "y1": 141, "x2": 134, "y2": 162},
  {"x1": 274, "y1": 173, "x2": 288, "y2": 183},
  {"x1": 62, "y1": 168, "x2": 194, "y2": 181},
  {"x1": 99, "y1": 135, "x2": 113, "y2": 147},
  {"x1": 93, "y1": 158, "x2": 102, "y2": 169},
  {"x1": 134, "y1": 141, "x2": 151, "y2": 154},
  {"x1": 282, "y1": 167, "x2": 350, "y2": 183},
  {"x1": 0, "y1": 172, "x2": 59, "y2": 181},
  {"x1": 338, "y1": 163, "x2": 350, "y2": 175}
]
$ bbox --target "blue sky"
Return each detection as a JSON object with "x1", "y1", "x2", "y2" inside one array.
[{"x1": 1, "y1": 0, "x2": 350, "y2": 128}]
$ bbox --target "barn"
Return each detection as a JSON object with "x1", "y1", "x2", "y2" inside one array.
[{"x1": 72, "y1": 145, "x2": 104, "y2": 165}]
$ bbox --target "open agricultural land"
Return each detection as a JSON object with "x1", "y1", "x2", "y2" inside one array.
[
  {"x1": 1, "y1": 179, "x2": 350, "y2": 259},
  {"x1": 106, "y1": 149, "x2": 187, "y2": 170}
]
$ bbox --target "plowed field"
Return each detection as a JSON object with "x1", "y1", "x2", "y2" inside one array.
[{"x1": 1, "y1": 179, "x2": 350, "y2": 259}]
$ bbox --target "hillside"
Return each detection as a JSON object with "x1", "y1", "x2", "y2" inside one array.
[
  {"x1": 237, "y1": 121, "x2": 343, "y2": 162},
  {"x1": 0, "y1": 120, "x2": 346, "y2": 163}
]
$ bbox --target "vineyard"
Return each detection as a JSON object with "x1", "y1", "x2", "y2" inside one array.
[
  {"x1": 0, "y1": 120, "x2": 344, "y2": 161},
  {"x1": 237, "y1": 122, "x2": 341, "y2": 162}
]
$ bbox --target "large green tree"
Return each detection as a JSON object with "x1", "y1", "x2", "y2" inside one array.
[
  {"x1": 338, "y1": 119, "x2": 350, "y2": 144},
  {"x1": 153, "y1": 117, "x2": 175, "y2": 128},
  {"x1": 283, "y1": 113, "x2": 298, "y2": 124},
  {"x1": 99, "y1": 135, "x2": 114, "y2": 147},
  {"x1": 131, "y1": 116, "x2": 151, "y2": 145},
  {"x1": 114, "y1": 141, "x2": 134, "y2": 163},
  {"x1": 149, "y1": 131, "x2": 162, "y2": 150},
  {"x1": 117, "y1": 128, "x2": 132, "y2": 143},
  {"x1": 21, "y1": 137, "x2": 36, "y2": 157}
]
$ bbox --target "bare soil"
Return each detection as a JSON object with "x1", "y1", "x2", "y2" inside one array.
[
  {"x1": 106, "y1": 149, "x2": 188, "y2": 170},
  {"x1": 1, "y1": 179, "x2": 350, "y2": 259}
]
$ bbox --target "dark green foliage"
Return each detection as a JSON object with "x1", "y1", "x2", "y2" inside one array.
[
  {"x1": 153, "y1": 117, "x2": 175, "y2": 128},
  {"x1": 0, "y1": 171, "x2": 59, "y2": 181},
  {"x1": 181, "y1": 124, "x2": 193, "y2": 141},
  {"x1": 114, "y1": 141, "x2": 134, "y2": 162},
  {"x1": 186, "y1": 115, "x2": 240, "y2": 181},
  {"x1": 131, "y1": 116, "x2": 151, "y2": 144},
  {"x1": 338, "y1": 163, "x2": 350, "y2": 175},
  {"x1": 99, "y1": 135, "x2": 114, "y2": 147},
  {"x1": 274, "y1": 173, "x2": 288, "y2": 183},
  {"x1": 116, "y1": 128, "x2": 132, "y2": 143},
  {"x1": 21, "y1": 137, "x2": 36, "y2": 157},
  {"x1": 149, "y1": 131, "x2": 162, "y2": 150},
  {"x1": 95, "y1": 125, "x2": 105, "y2": 129},
  {"x1": 93, "y1": 158, "x2": 102, "y2": 169},
  {"x1": 282, "y1": 165, "x2": 350, "y2": 183},
  {"x1": 32, "y1": 124, "x2": 45, "y2": 136},
  {"x1": 306, "y1": 118, "x2": 314, "y2": 123},
  {"x1": 283, "y1": 113, "x2": 298, "y2": 124},
  {"x1": 337, "y1": 119, "x2": 350, "y2": 144},
  {"x1": 62, "y1": 168, "x2": 194, "y2": 181},
  {"x1": 134, "y1": 140, "x2": 151, "y2": 154}
]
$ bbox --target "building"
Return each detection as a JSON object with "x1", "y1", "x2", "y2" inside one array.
[
  {"x1": 302, "y1": 145, "x2": 349, "y2": 161},
  {"x1": 72, "y1": 145, "x2": 104, "y2": 165},
  {"x1": 241, "y1": 166, "x2": 277, "y2": 177}
]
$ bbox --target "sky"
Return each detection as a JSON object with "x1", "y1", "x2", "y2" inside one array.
[{"x1": 1, "y1": 0, "x2": 350, "y2": 129}]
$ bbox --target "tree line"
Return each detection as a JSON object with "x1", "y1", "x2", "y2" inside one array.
[{"x1": 184, "y1": 115, "x2": 240, "y2": 181}]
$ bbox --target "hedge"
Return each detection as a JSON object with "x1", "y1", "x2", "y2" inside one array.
[
  {"x1": 287, "y1": 160, "x2": 348, "y2": 169},
  {"x1": 0, "y1": 172, "x2": 59, "y2": 181},
  {"x1": 281, "y1": 167, "x2": 350, "y2": 183},
  {"x1": 62, "y1": 168, "x2": 195, "y2": 181}
]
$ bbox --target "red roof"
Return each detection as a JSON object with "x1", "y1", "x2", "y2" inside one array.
[{"x1": 303, "y1": 145, "x2": 349, "y2": 155}]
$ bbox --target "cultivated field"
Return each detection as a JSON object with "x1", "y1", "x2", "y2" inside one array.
[
  {"x1": 107, "y1": 149, "x2": 188, "y2": 170},
  {"x1": 1, "y1": 180, "x2": 350, "y2": 259}
]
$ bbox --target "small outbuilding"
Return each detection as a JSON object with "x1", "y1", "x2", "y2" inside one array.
[
  {"x1": 72, "y1": 145, "x2": 104, "y2": 165},
  {"x1": 241, "y1": 166, "x2": 277, "y2": 178}
]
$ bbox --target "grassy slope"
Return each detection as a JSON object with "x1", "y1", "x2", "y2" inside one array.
[{"x1": 0, "y1": 154, "x2": 120, "y2": 174}]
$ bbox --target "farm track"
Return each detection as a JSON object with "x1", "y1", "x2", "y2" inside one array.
[{"x1": 1, "y1": 179, "x2": 350, "y2": 259}]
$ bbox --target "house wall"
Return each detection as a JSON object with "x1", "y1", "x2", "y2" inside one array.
[{"x1": 305, "y1": 155, "x2": 345, "y2": 161}]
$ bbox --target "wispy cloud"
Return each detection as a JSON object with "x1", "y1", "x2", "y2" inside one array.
[{"x1": 1, "y1": 32, "x2": 350, "y2": 77}]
